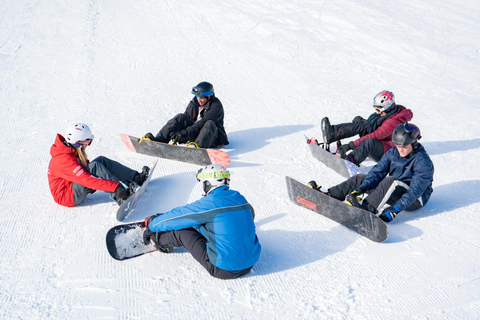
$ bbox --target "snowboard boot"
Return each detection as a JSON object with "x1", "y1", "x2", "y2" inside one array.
[
  {"x1": 132, "y1": 166, "x2": 150, "y2": 186},
  {"x1": 344, "y1": 192, "x2": 362, "y2": 208},
  {"x1": 307, "y1": 181, "x2": 330, "y2": 196},
  {"x1": 140, "y1": 132, "x2": 156, "y2": 142},
  {"x1": 187, "y1": 141, "x2": 199, "y2": 148},
  {"x1": 321, "y1": 117, "x2": 336, "y2": 144},
  {"x1": 128, "y1": 181, "x2": 140, "y2": 196}
]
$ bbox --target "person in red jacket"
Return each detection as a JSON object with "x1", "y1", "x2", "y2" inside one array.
[
  {"x1": 48, "y1": 123, "x2": 149, "y2": 207},
  {"x1": 321, "y1": 90, "x2": 413, "y2": 166}
]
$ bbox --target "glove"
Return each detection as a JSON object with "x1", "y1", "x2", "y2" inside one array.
[
  {"x1": 336, "y1": 142, "x2": 356, "y2": 158},
  {"x1": 349, "y1": 185, "x2": 366, "y2": 197},
  {"x1": 379, "y1": 205, "x2": 400, "y2": 222},
  {"x1": 172, "y1": 130, "x2": 188, "y2": 144},
  {"x1": 143, "y1": 227, "x2": 157, "y2": 245},
  {"x1": 114, "y1": 185, "x2": 129, "y2": 201}
]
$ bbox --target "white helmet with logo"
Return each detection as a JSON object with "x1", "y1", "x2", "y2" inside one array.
[
  {"x1": 65, "y1": 123, "x2": 94, "y2": 148},
  {"x1": 373, "y1": 90, "x2": 395, "y2": 113},
  {"x1": 196, "y1": 164, "x2": 230, "y2": 194}
]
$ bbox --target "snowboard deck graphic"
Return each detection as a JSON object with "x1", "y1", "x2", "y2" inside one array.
[
  {"x1": 286, "y1": 176, "x2": 388, "y2": 242},
  {"x1": 306, "y1": 136, "x2": 361, "y2": 178},
  {"x1": 106, "y1": 222, "x2": 157, "y2": 260},
  {"x1": 116, "y1": 160, "x2": 158, "y2": 222},
  {"x1": 120, "y1": 133, "x2": 230, "y2": 167}
]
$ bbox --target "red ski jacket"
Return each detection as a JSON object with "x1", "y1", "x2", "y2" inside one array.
[
  {"x1": 353, "y1": 105, "x2": 413, "y2": 153},
  {"x1": 47, "y1": 134, "x2": 119, "y2": 207}
]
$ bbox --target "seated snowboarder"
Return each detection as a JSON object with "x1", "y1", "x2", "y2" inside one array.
[
  {"x1": 309, "y1": 122, "x2": 434, "y2": 223},
  {"x1": 48, "y1": 123, "x2": 150, "y2": 207},
  {"x1": 142, "y1": 164, "x2": 261, "y2": 279},
  {"x1": 321, "y1": 90, "x2": 413, "y2": 166},
  {"x1": 143, "y1": 81, "x2": 229, "y2": 148}
]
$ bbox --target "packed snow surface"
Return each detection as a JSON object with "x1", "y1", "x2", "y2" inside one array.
[{"x1": 0, "y1": 0, "x2": 479, "y2": 319}]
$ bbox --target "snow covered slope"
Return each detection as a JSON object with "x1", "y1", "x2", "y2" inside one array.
[{"x1": 0, "y1": 0, "x2": 479, "y2": 318}]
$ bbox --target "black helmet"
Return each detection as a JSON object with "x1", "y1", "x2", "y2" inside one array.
[
  {"x1": 192, "y1": 82, "x2": 214, "y2": 97},
  {"x1": 392, "y1": 122, "x2": 422, "y2": 147}
]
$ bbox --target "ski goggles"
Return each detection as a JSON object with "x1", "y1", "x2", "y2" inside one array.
[
  {"x1": 73, "y1": 138, "x2": 93, "y2": 148},
  {"x1": 196, "y1": 168, "x2": 230, "y2": 181},
  {"x1": 192, "y1": 87, "x2": 214, "y2": 97}
]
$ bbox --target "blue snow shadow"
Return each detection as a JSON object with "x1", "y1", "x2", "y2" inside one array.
[
  {"x1": 249, "y1": 214, "x2": 355, "y2": 275},
  {"x1": 386, "y1": 180, "x2": 480, "y2": 243},
  {"x1": 226, "y1": 125, "x2": 314, "y2": 167},
  {"x1": 421, "y1": 138, "x2": 480, "y2": 156}
]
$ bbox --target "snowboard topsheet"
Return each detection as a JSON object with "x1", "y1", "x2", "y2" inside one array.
[
  {"x1": 120, "y1": 133, "x2": 230, "y2": 167},
  {"x1": 306, "y1": 136, "x2": 361, "y2": 178},
  {"x1": 286, "y1": 176, "x2": 388, "y2": 242},
  {"x1": 106, "y1": 222, "x2": 157, "y2": 260},
  {"x1": 116, "y1": 160, "x2": 157, "y2": 222}
]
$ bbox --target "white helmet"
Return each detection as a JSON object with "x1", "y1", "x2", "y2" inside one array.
[
  {"x1": 65, "y1": 123, "x2": 94, "y2": 147},
  {"x1": 373, "y1": 90, "x2": 395, "y2": 113},
  {"x1": 196, "y1": 164, "x2": 230, "y2": 194}
]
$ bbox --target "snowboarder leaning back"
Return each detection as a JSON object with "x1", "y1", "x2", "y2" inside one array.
[
  {"x1": 322, "y1": 90, "x2": 413, "y2": 166},
  {"x1": 48, "y1": 123, "x2": 149, "y2": 207},
  {"x1": 309, "y1": 122, "x2": 434, "y2": 223}
]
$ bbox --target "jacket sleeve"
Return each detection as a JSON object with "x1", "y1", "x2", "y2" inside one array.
[
  {"x1": 394, "y1": 154, "x2": 435, "y2": 211},
  {"x1": 148, "y1": 198, "x2": 211, "y2": 232},
  {"x1": 53, "y1": 155, "x2": 119, "y2": 192},
  {"x1": 361, "y1": 150, "x2": 392, "y2": 190}
]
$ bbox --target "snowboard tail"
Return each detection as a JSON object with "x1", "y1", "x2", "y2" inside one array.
[
  {"x1": 306, "y1": 136, "x2": 361, "y2": 178},
  {"x1": 116, "y1": 160, "x2": 158, "y2": 222},
  {"x1": 106, "y1": 222, "x2": 157, "y2": 260},
  {"x1": 286, "y1": 176, "x2": 388, "y2": 242},
  {"x1": 120, "y1": 133, "x2": 230, "y2": 167}
]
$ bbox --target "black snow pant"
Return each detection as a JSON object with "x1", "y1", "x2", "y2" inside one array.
[
  {"x1": 328, "y1": 174, "x2": 423, "y2": 212},
  {"x1": 157, "y1": 228, "x2": 253, "y2": 280},
  {"x1": 155, "y1": 114, "x2": 220, "y2": 148},
  {"x1": 72, "y1": 156, "x2": 138, "y2": 205},
  {"x1": 332, "y1": 121, "x2": 385, "y2": 165}
]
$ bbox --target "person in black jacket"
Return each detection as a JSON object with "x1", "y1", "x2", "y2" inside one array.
[{"x1": 143, "y1": 82, "x2": 229, "y2": 148}]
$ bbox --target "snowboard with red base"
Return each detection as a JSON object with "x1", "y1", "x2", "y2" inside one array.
[
  {"x1": 106, "y1": 222, "x2": 157, "y2": 260},
  {"x1": 286, "y1": 176, "x2": 388, "y2": 242},
  {"x1": 306, "y1": 136, "x2": 361, "y2": 178},
  {"x1": 120, "y1": 133, "x2": 230, "y2": 167},
  {"x1": 116, "y1": 160, "x2": 157, "y2": 222}
]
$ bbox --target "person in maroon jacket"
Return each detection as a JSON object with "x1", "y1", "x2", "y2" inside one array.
[
  {"x1": 48, "y1": 123, "x2": 149, "y2": 207},
  {"x1": 321, "y1": 90, "x2": 413, "y2": 166}
]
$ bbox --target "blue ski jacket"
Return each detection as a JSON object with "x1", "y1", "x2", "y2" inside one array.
[
  {"x1": 149, "y1": 186, "x2": 261, "y2": 271},
  {"x1": 362, "y1": 143, "x2": 434, "y2": 211}
]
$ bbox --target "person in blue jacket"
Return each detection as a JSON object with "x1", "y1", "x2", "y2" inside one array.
[
  {"x1": 142, "y1": 164, "x2": 261, "y2": 279},
  {"x1": 308, "y1": 122, "x2": 434, "y2": 222}
]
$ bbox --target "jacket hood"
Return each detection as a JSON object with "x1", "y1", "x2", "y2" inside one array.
[{"x1": 50, "y1": 134, "x2": 76, "y2": 158}]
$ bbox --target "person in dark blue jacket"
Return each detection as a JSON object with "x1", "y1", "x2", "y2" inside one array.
[
  {"x1": 309, "y1": 122, "x2": 434, "y2": 222},
  {"x1": 142, "y1": 164, "x2": 261, "y2": 279}
]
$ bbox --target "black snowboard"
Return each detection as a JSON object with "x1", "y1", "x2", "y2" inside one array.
[
  {"x1": 306, "y1": 136, "x2": 361, "y2": 178},
  {"x1": 106, "y1": 222, "x2": 157, "y2": 260},
  {"x1": 286, "y1": 176, "x2": 388, "y2": 242},
  {"x1": 120, "y1": 133, "x2": 230, "y2": 167},
  {"x1": 117, "y1": 160, "x2": 157, "y2": 222}
]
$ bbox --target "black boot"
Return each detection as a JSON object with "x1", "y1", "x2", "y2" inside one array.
[
  {"x1": 132, "y1": 166, "x2": 150, "y2": 186},
  {"x1": 307, "y1": 181, "x2": 330, "y2": 196},
  {"x1": 321, "y1": 117, "x2": 336, "y2": 144}
]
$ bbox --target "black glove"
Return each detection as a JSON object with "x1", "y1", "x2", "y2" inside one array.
[
  {"x1": 114, "y1": 185, "x2": 129, "y2": 201},
  {"x1": 349, "y1": 185, "x2": 366, "y2": 197},
  {"x1": 379, "y1": 205, "x2": 400, "y2": 222},
  {"x1": 172, "y1": 130, "x2": 188, "y2": 144},
  {"x1": 143, "y1": 227, "x2": 157, "y2": 245},
  {"x1": 336, "y1": 141, "x2": 356, "y2": 158}
]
